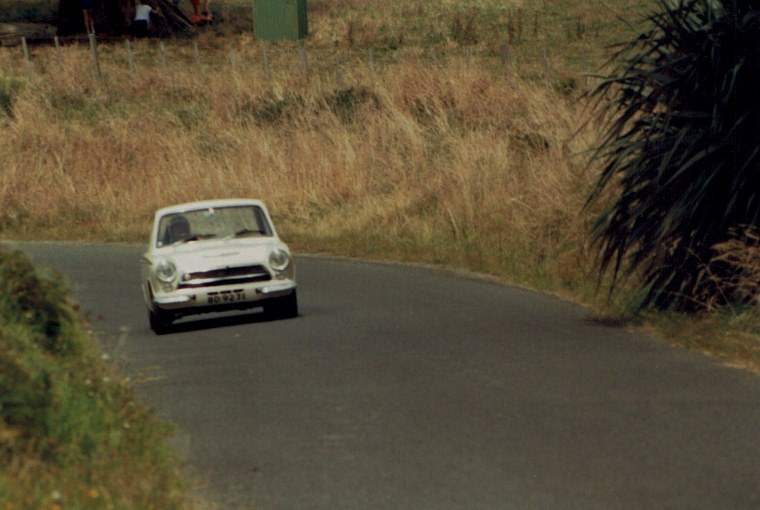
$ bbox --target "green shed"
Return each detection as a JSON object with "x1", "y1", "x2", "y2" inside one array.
[{"x1": 253, "y1": 0, "x2": 308, "y2": 41}]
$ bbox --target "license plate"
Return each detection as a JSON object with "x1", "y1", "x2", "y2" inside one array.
[{"x1": 207, "y1": 290, "x2": 246, "y2": 304}]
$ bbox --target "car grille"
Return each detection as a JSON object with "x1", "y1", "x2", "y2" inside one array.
[{"x1": 178, "y1": 265, "x2": 271, "y2": 288}]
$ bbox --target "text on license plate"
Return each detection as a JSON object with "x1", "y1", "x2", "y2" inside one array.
[{"x1": 207, "y1": 289, "x2": 246, "y2": 304}]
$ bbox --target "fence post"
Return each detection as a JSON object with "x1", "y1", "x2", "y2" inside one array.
[
  {"x1": 368, "y1": 48, "x2": 375, "y2": 73},
  {"x1": 89, "y1": 32, "x2": 101, "y2": 80},
  {"x1": 261, "y1": 43, "x2": 271, "y2": 81},
  {"x1": 159, "y1": 42, "x2": 168, "y2": 73},
  {"x1": 54, "y1": 36, "x2": 63, "y2": 67},
  {"x1": 21, "y1": 37, "x2": 31, "y2": 71},
  {"x1": 500, "y1": 41, "x2": 509, "y2": 68},
  {"x1": 298, "y1": 41, "x2": 309, "y2": 82},
  {"x1": 125, "y1": 39, "x2": 135, "y2": 78},
  {"x1": 228, "y1": 46, "x2": 237, "y2": 70}
]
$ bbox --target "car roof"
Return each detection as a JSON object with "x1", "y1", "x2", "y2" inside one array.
[{"x1": 155, "y1": 199, "x2": 268, "y2": 217}]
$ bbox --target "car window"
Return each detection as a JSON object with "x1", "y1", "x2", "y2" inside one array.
[{"x1": 156, "y1": 206, "x2": 273, "y2": 247}]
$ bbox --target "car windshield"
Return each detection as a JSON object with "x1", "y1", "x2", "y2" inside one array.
[{"x1": 156, "y1": 205, "x2": 273, "y2": 247}]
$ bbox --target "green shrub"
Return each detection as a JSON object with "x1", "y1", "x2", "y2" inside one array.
[
  {"x1": 0, "y1": 247, "x2": 188, "y2": 508},
  {"x1": 0, "y1": 77, "x2": 24, "y2": 118},
  {"x1": 324, "y1": 86, "x2": 381, "y2": 123},
  {"x1": 588, "y1": 0, "x2": 760, "y2": 311},
  {"x1": 0, "y1": 0, "x2": 57, "y2": 22},
  {"x1": 0, "y1": 248, "x2": 78, "y2": 355}
]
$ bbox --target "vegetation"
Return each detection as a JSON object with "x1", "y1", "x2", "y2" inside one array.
[
  {"x1": 0, "y1": 0, "x2": 57, "y2": 23},
  {"x1": 0, "y1": 247, "x2": 191, "y2": 509},
  {"x1": 588, "y1": 0, "x2": 760, "y2": 312},
  {"x1": 0, "y1": 0, "x2": 758, "y2": 504}
]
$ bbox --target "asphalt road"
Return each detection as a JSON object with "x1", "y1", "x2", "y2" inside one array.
[{"x1": 14, "y1": 242, "x2": 760, "y2": 509}]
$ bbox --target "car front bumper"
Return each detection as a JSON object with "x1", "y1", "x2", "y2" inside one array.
[{"x1": 153, "y1": 280, "x2": 296, "y2": 311}]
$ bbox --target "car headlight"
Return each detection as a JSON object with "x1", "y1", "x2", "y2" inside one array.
[
  {"x1": 155, "y1": 260, "x2": 177, "y2": 283},
  {"x1": 269, "y1": 248, "x2": 290, "y2": 272}
]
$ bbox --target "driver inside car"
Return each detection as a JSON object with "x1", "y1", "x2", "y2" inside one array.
[{"x1": 165, "y1": 215, "x2": 191, "y2": 245}]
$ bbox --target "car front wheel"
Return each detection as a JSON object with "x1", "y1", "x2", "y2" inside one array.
[
  {"x1": 265, "y1": 289, "x2": 298, "y2": 320},
  {"x1": 148, "y1": 304, "x2": 174, "y2": 334}
]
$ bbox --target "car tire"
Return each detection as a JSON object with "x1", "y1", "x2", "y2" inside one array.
[
  {"x1": 266, "y1": 289, "x2": 298, "y2": 320},
  {"x1": 148, "y1": 304, "x2": 173, "y2": 335}
]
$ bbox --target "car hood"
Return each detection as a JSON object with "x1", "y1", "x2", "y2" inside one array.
[{"x1": 158, "y1": 238, "x2": 282, "y2": 273}]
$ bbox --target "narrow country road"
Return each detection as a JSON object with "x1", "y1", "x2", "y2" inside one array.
[{"x1": 15, "y1": 242, "x2": 760, "y2": 509}]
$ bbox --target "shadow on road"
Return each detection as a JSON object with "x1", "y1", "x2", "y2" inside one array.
[{"x1": 158, "y1": 308, "x2": 299, "y2": 335}]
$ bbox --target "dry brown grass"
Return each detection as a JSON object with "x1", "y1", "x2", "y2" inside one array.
[{"x1": 0, "y1": 34, "x2": 602, "y2": 297}]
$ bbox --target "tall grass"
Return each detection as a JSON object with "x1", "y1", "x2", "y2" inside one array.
[{"x1": 0, "y1": 36, "x2": 602, "y2": 300}]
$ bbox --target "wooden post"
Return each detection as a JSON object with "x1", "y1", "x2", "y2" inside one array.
[
  {"x1": 262, "y1": 43, "x2": 271, "y2": 80},
  {"x1": 517, "y1": 8, "x2": 523, "y2": 42},
  {"x1": 298, "y1": 41, "x2": 309, "y2": 82},
  {"x1": 89, "y1": 32, "x2": 101, "y2": 81},
  {"x1": 229, "y1": 46, "x2": 237, "y2": 70},
  {"x1": 500, "y1": 41, "x2": 509, "y2": 68},
  {"x1": 21, "y1": 37, "x2": 31, "y2": 71},
  {"x1": 54, "y1": 36, "x2": 63, "y2": 67},
  {"x1": 368, "y1": 48, "x2": 375, "y2": 73},
  {"x1": 125, "y1": 39, "x2": 135, "y2": 78},
  {"x1": 159, "y1": 42, "x2": 168, "y2": 73}
]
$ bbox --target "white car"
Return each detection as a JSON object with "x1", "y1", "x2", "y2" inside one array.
[{"x1": 141, "y1": 199, "x2": 297, "y2": 334}]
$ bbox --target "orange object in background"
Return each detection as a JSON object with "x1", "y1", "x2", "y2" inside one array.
[{"x1": 190, "y1": 13, "x2": 211, "y2": 25}]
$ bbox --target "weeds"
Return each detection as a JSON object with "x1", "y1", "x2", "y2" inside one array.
[
  {"x1": 0, "y1": 77, "x2": 23, "y2": 118},
  {"x1": 451, "y1": 11, "x2": 479, "y2": 45},
  {"x1": 0, "y1": 248, "x2": 189, "y2": 508},
  {"x1": 701, "y1": 227, "x2": 760, "y2": 311}
]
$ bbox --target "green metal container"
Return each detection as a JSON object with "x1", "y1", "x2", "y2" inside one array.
[{"x1": 254, "y1": 0, "x2": 308, "y2": 41}]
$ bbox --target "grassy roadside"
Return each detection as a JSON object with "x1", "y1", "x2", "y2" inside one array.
[{"x1": 0, "y1": 247, "x2": 198, "y2": 509}]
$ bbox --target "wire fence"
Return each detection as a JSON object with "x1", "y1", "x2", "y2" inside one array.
[{"x1": 0, "y1": 30, "x2": 600, "y2": 95}]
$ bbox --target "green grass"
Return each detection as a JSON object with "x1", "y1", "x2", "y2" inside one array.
[{"x1": 0, "y1": 247, "x2": 192, "y2": 509}]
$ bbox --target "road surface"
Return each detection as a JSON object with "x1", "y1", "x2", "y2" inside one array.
[{"x1": 15, "y1": 242, "x2": 760, "y2": 509}]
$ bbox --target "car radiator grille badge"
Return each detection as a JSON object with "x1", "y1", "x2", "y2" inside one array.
[{"x1": 178, "y1": 265, "x2": 271, "y2": 288}]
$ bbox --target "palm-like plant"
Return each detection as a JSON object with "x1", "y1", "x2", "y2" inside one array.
[{"x1": 588, "y1": 0, "x2": 760, "y2": 311}]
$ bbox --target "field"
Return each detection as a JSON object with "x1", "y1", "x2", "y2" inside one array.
[{"x1": 0, "y1": 0, "x2": 634, "y2": 285}]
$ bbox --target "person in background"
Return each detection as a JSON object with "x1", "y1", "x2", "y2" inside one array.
[
  {"x1": 80, "y1": 0, "x2": 95, "y2": 34},
  {"x1": 190, "y1": 0, "x2": 212, "y2": 24},
  {"x1": 133, "y1": 0, "x2": 159, "y2": 37}
]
